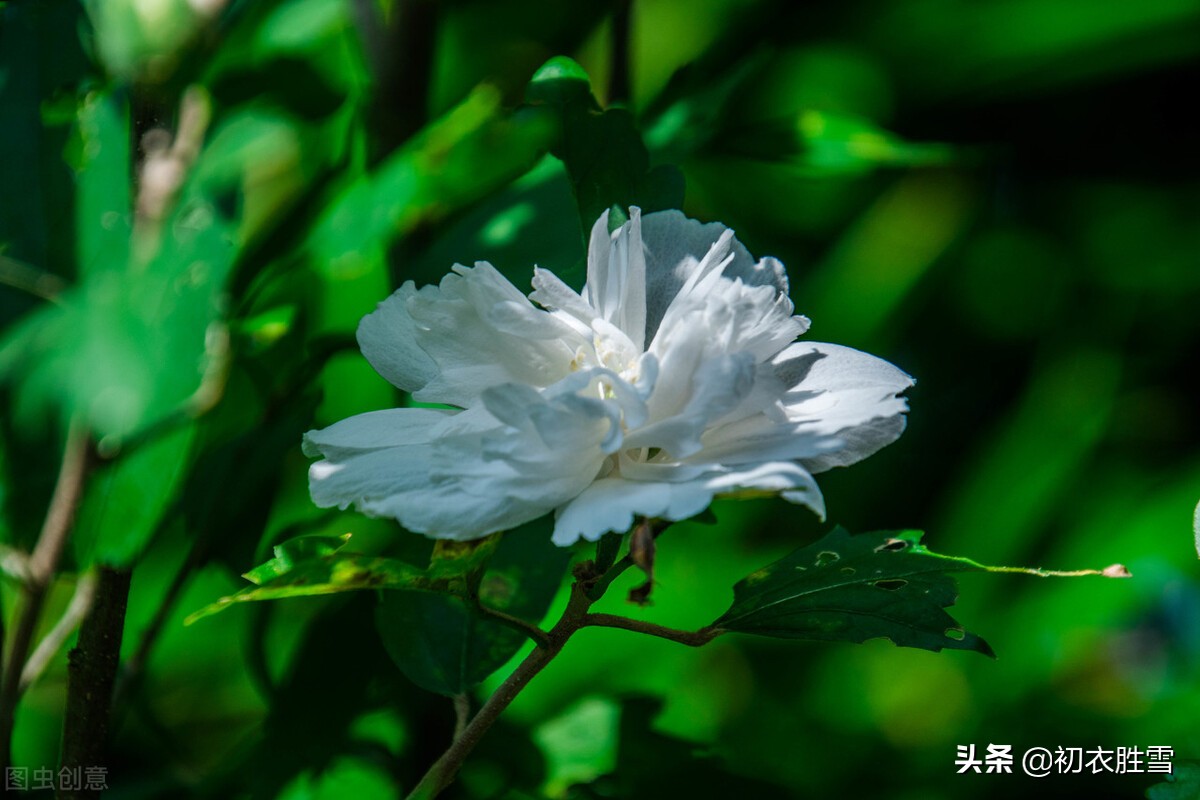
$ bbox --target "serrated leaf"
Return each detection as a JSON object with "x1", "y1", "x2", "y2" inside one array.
[
  {"x1": 375, "y1": 516, "x2": 570, "y2": 695},
  {"x1": 712, "y1": 528, "x2": 995, "y2": 656}
]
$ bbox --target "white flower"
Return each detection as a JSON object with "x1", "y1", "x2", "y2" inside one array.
[{"x1": 303, "y1": 208, "x2": 913, "y2": 545}]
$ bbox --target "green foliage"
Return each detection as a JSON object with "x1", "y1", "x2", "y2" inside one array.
[
  {"x1": 0, "y1": 1, "x2": 1195, "y2": 797},
  {"x1": 376, "y1": 517, "x2": 571, "y2": 696},
  {"x1": 0, "y1": 88, "x2": 238, "y2": 442},
  {"x1": 185, "y1": 535, "x2": 459, "y2": 624},
  {"x1": 72, "y1": 422, "x2": 197, "y2": 566},
  {"x1": 713, "y1": 528, "x2": 995, "y2": 656},
  {"x1": 307, "y1": 85, "x2": 556, "y2": 280},
  {"x1": 527, "y1": 56, "x2": 684, "y2": 235}
]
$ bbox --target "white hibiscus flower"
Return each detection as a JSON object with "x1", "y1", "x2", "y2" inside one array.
[{"x1": 304, "y1": 208, "x2": 913, "y2": 545}]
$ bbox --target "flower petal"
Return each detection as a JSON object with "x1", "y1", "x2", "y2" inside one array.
[
  {"x1": 307, "y1": 386, "x2": 613, "y2": 540},
  {"x1": 686, "y1": 342, "x2": 912, "y2": 470},
  {"x1": 639, "y1": 209, "x2": 794, "y2": 344},
  {"x1": 302, "y1": 407, "x2": 456, "y2": 459},
  {"x1": 551, "y1": 460, "x2": 825, "y2": 545},
  {"x1": 583, "y1": 208, "x2": 648, "y2": 350},
  {"x1": 357, "y1": 262, "x2": 583, "y2": 406}
]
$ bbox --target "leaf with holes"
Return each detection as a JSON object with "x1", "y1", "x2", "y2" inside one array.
[{"x1": 711, "y1": 528, "x2": 995, "y2": 656}]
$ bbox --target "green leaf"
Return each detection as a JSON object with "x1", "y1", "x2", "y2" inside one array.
[
  {"x1": 242, "y1": 533, "x2": 354, "y2": 585},
  {"x1": 307, "y1": 85, "x2": 556, "y2": 280},
  {"x1": 428, "y1": 534, "x2": 502, "y2": 595},
  {"x1": 716, "y1": 110, "x2": 953, "y2": 176},
  {"x1": 712, "y1": 528, "x2": 995, "y2": 656},
  {"x1": 525, "y1": 56, "x2": 685, "y2": 234},
  {"x1": 72, "y1": 421, "x2": 197, "y2": 568},
  {"x1": 526, "y1": 55, "x2": 596, "y2": 107},
  {"x1": 375, "y1": 516, "x2": 570, "y2": 696},
  {"x1": 0, "y1": 88, "x2": 239, "y2": 442},
  {"x1": 185, "y1": 546, "x2": 459, "y2": 625},
  {"x1": 73, "y1": 90, "x2": 132, "y2": 280},
  {"x1": 564, "y1": 696, "x2": 789, "y2": 798}
]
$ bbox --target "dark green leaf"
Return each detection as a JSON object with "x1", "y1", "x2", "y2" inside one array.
[
  {"x1": 712, "y1": 528, "x2": 995, "y2": 656},
  {"x1": 375, "y1": 516, "x2": 570, "y2": 696},
  {"x1": 525, "y1": 56, "x2": 685, "y2": 233},
  {"x1": 565, "y1": 696, "x2": 788, "y2": 799}
]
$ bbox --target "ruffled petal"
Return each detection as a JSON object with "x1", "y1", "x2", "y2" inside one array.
[
  {"x1": 307, "y1": 386, "x2": 613, "y2": 540},
  {"x1": 301, "y1": 407, "x2": 455, "y2": 459},
  {"x1": 582, "y1": 208, "x2": 648, "y2": 350},
  {"x1": 691, "y1": 342, "x2": 912, "y2": 472},
  {"x1": 357, "y1": 262, "x2": 584, "y2": 407},
  {"x1": 623, "y1": 351, "x2": 756, "y2": 457},
  {"x1": 551, "y1": 460, "x2": 825, "y2": 545},
  {"x1": 639, "y1": 209, "x2": 795, "y2": 344}
]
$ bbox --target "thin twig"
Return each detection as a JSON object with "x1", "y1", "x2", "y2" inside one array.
[
  {"x1": 405, "y1": 521, "x2": 685, "y2": 799},
  {"x1": 582, "y1": 613, "x2": 721, "y2": 648},
  {"x1": 0, "y1": 419, "x2": 91, "y2": 770},
  {"x1": 405, "y1": 582, "x2": 594, "y2": 800},
  {"x1": 469, "y1": 600, "x2": 551, "y2": 649},
  {"x1": 584, "y1": 553, "x2": 636, "y2": 601},
  {"x1": 19, "y1": 570, "x2": 98, "y2": 692},
  {"x1": 0, "y1": 254, "x2": 66, "y2": 302},
  {"x1": 132, "y1": 86, "x2": 211, "y2": 266}
]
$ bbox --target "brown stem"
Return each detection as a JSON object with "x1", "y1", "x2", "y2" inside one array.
[
  {"x1": 0, "y1": 420, "x2": 91, "y2": 771},
  {"x1": 469, "y1": 600, "x2": 551, "y2": 649},
  {"x1": 451, "y1": 694, "x2": 470, "y2": 742},
  {"x1": 404, "y1": 521, "x2": 689, "y2": 799},
  {"x1": 582, "y1": 613, "x2": 721, "y2": 647},
  {"x1": 405, "y1": 582, "x2": 594, "y2": 799},
  {"x1": 59, "y1": 566, "x2": 133, "y2": 800}
]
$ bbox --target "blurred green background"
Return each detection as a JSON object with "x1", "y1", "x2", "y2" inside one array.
[{"x1": 2, "y1": 0, "x2": 1199, "y2": 797}]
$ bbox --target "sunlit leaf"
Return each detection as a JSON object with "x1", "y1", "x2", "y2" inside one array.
[
  {"x1": 307, "y1": 85, "x2": 555, "y2": 281},
  {"x1": 242, "y1": 533, "x2": 353, "y2": 585},
  {"x1": 184, "y1": 549, "x2": 453, "y2": 625},
  {"x1": 0, "y1": 89, "x2": 239, "y2": 442}
]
